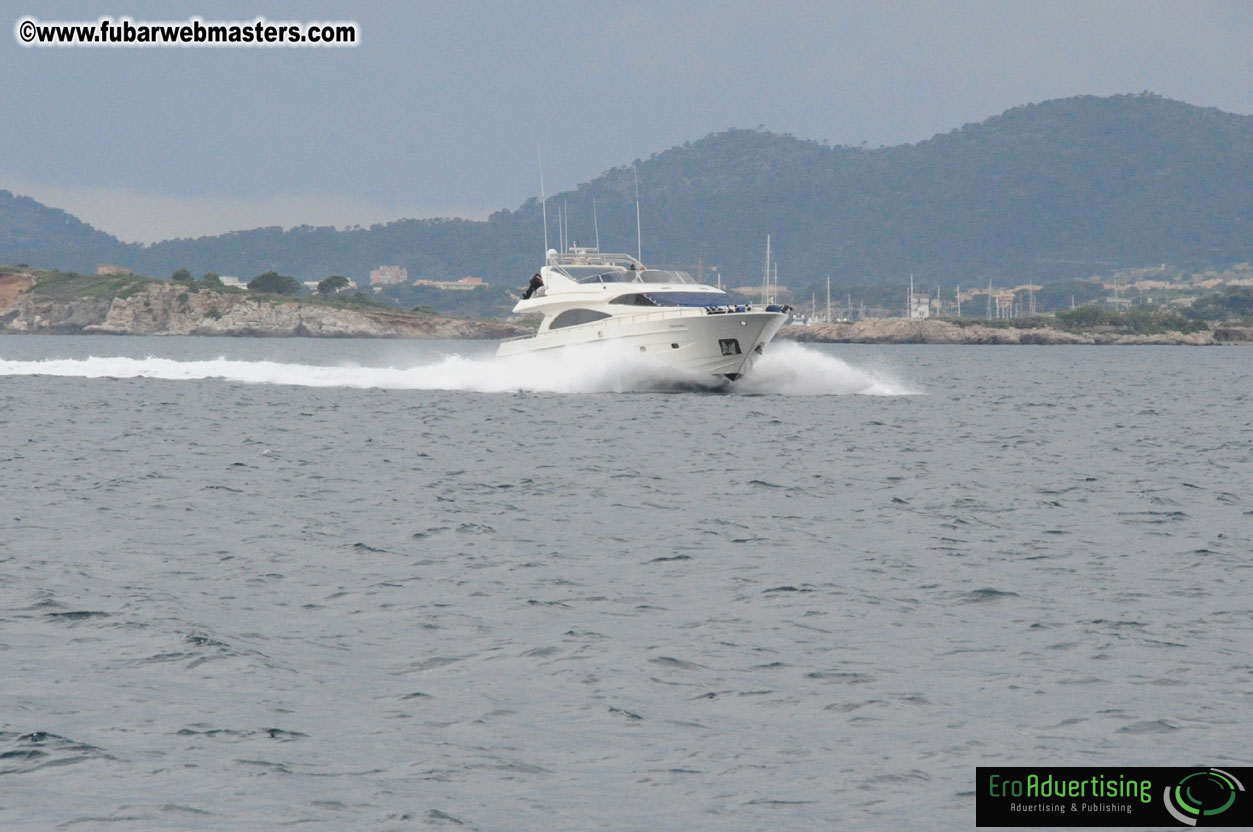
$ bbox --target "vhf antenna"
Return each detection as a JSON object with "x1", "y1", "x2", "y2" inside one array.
[
  {"x1": 538, "y1": 147, "x2": 548, "y2": 258},
  {"x1": 633, "y1": 164, "x2": 642, "y2": 263},
  {"x1": 592, "y1": 197, "x2": 600, "y2": 250}
]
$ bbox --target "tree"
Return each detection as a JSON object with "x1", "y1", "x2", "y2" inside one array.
[
  {"x1": 1186, "y1": 286, "x2": 1253, "y2": 321},
  {"x1": 1035, "y1": 278, "x2": 1104, "y2": 313},
  {"x1": 1056, "y1": 305, "x2": 1105, "y2": 329},
  {"x1": 171, "y1": 267, "x2": 193, "y2": 282},
  {"x1": 317, "y1": 275, "x2": 350, "y2": 296},
  {"x1": 201, "y1": 271, "x2": 223, "y2": 288},
  {"x1": 247, "y1": 270, "x2": 301, "y2": 295}
]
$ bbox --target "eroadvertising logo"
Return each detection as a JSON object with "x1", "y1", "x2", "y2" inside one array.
[
  {"x1": 975, "y1": 767, "x2": 1251, "y2": 827},
  {"x1": 1163, "y1": 769, "x2": 1246, "y2": 826}
]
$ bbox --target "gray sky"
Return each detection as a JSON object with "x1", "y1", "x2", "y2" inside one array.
[{"x1": 2, "y1": 0, "x2": 1250, "y2": 242}]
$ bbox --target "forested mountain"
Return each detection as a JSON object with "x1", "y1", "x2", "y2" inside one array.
[
  {"x1": 3, "y1": 94, "x2": 1249, "y2": 292},
  {"x1": 0, "y1": 191, "x2": 130, "y2": 271}
]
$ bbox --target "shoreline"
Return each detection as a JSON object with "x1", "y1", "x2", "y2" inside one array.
[
  {"x1": 3, "y1": 273, "x2": 1249, "y2": 344},
  {"x1": 0, "y1": 273, "x2": 527, "y2": 340},
  {"x1": 778, "y1": 319, "x2": 1252, "y2": 346},
  {"x1": 5, "y1": 322, "x2": 1248, "y2": 345}
]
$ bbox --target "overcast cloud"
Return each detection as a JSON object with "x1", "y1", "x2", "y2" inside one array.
[{"x1": 1, "y1": 0, "x2": 1249, "y2": 242}]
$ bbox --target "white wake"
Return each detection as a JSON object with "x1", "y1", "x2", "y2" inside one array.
[{"x1": 0, "y1": 341, "x2": 918, "y2": 395}]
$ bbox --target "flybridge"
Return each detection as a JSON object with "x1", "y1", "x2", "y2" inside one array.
[
  {"x1": 545, "y1": 246, "x2": 701, "y2": 286},
  {"x1": 546, "y1": 247, "x2": 641, "y2": 269}
]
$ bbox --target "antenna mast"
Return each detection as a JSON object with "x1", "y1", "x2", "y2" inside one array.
[
  {"x1": 632, "y1": 165, "x2": 642, "y2": 263},
  {"x1": 762, "y1": 234, "x2": 771, "y2": 306},
  {"x1": 592, "y1": 197, "x2": 600, "y2": 250},
  {"x1": 538, "y1": 147, "x2": 548, "y2": 258}
]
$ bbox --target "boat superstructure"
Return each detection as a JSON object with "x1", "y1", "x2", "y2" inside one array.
[{"x1": 497, "y1": 246, "x2": 787, "y2": 381}]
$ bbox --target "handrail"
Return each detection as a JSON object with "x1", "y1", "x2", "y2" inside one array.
[{"x1": 547, "y1": 251, "x2": 642, "y2": 269}]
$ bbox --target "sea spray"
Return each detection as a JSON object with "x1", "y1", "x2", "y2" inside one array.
[
  {"x1": 0, "y1": 341, "x2": 919, "y2": 396},
  {"x1": 736, "y1": 341, "x2": 921, "y2": 396}
]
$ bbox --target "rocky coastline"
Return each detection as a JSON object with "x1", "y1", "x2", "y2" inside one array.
[
  {"x1": 0, "y1": 273, "x2": 528, "y2": 339},
  {"x1": 3, "y1": 271, "x2": 1248, "y2": 344}
]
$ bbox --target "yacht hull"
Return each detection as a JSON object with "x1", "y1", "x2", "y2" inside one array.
[{"x1": 497, "y1": 310, "x2": 786, "y2": 380}]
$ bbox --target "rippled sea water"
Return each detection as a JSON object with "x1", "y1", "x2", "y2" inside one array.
[{"x1": 1, "y1": 335, "x2": 1250, "y2": 830}]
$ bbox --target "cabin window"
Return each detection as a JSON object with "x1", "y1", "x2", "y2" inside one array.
[
  {"x1": 568, "y1": 269, "x2": 634, "y2": 284},
  {"x1": 611, "y1": 291, "x2": 730, "y2": 307},
  {"x1": 549, "y1": 309, "x2": 611, "y2": 329},
  {"x1": 609, "y1": 293, "x2": 657, "y2": 306}
]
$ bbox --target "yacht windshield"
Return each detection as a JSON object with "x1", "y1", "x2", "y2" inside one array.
[
  {"x1": 560, "y1": 267, "x2": 699, "y2": 285},
  {"x1": 562, "y1": 267, "x2": 634, "y2": 284},
  {"x1": 637, "y1": 270, "x2": 696, "y2": 284},
  {"x1": 610, "y1": 291, "x2": 731, "y2": 307}
]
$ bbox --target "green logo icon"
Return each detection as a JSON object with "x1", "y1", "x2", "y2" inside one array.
[{"x1": 1164, "y1": 768, "x2": 1244, "y2": 826}]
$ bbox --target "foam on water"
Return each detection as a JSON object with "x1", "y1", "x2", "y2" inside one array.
[
  {"x1": 737, "y1": 341, "x2": 919, "y2": 395},
  {"x1": 1, "y1": 339, "x2": 1249, "y2": 830},
  {"x1": 0, "y1": 340, "x2": 918, "y2": 395}
]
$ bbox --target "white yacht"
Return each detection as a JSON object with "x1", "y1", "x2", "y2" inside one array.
[{"x1": 497, "y1": 247, "x2": 788, "y2": 381}]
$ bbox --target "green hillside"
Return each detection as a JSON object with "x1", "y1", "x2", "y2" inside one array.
[
  {"x1": 2, "y1": 94, "x2": 1249, "y2": 304},
  {"x1": 0, "y1": 190, "x2": 129, "y2": 272}
]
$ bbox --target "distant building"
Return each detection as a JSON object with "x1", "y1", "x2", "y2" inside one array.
[
  {"x1": 370, "y1": 265, "x2": 409, "y2": 286},
  {"x1": 1131, "y1": 279, "x2": 1174, "y2": 291},
  {"x1": 909, "y1": 293, "x2": 931, "y2": 319},
  {"x1": 96, "y1": 265, "x2": 132, "y2": 276},
  {"x1": 995, "y1": 292, "x2": 1014, "y2": 318},
  {"x1": 412, "y1": 276, "x2": 488, "y2": 291},
  {"x1": 730, "y1": 285, "x2": 790, "y2": 300},
  {"x1": 219, "y1": 276, "x2": 247, "y2": 289}
]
